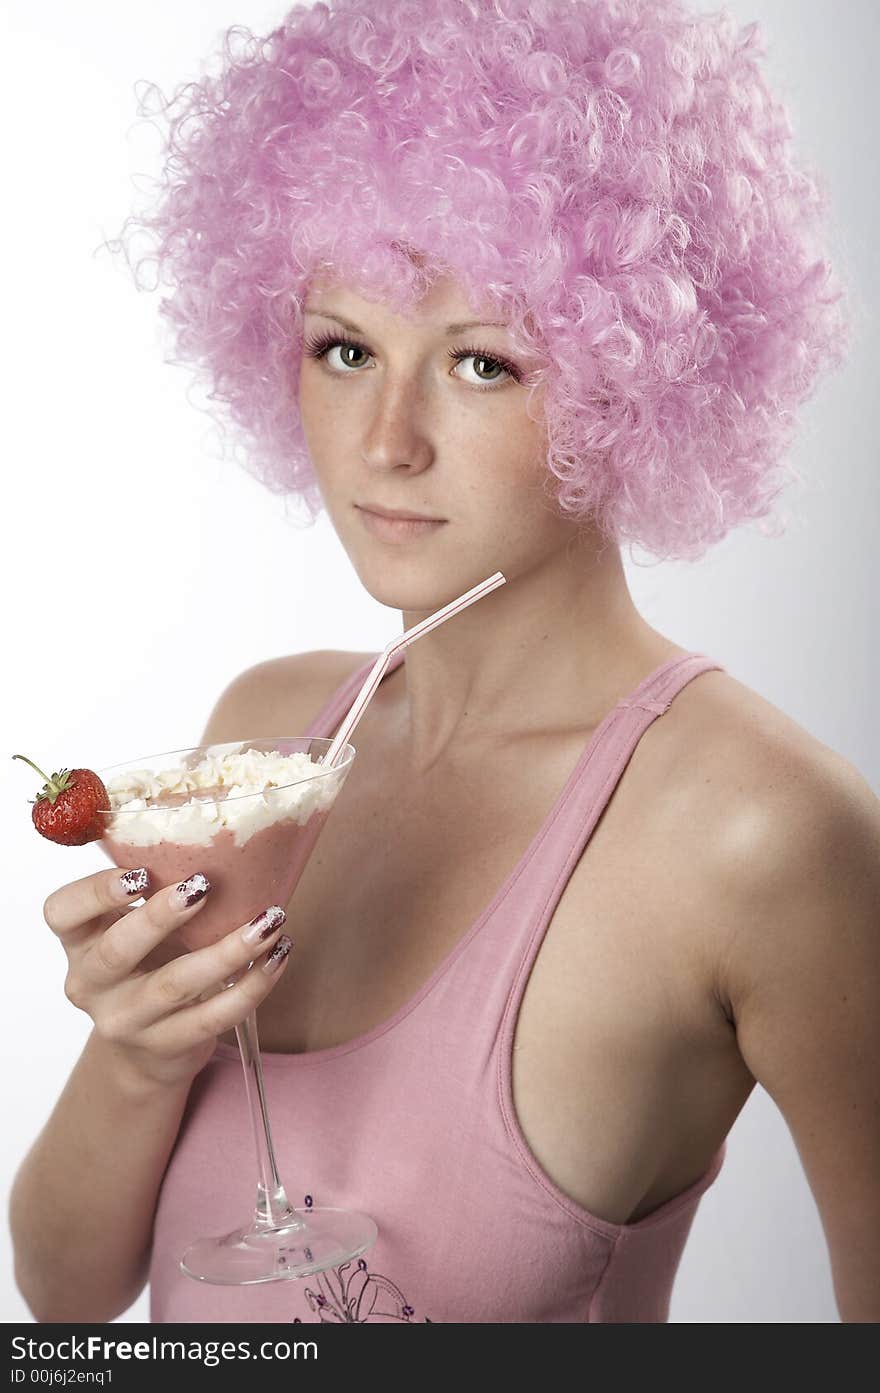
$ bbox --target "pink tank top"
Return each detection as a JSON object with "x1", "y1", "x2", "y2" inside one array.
[{"x1": 149, "y1": 649, "x2": 728, "y2": 1323}]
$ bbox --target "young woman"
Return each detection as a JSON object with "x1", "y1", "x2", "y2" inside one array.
[{"x1": 11, "y1": 0, "x2": 878, "y2": 1323}]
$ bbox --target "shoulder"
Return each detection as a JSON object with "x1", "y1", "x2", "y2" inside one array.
[
  {"x1": 198, "y1": 649, "x2": 377, "y2": 744},
  {"x1": 667, "y1": 676, "x2": 880, "y2": 1310},
  {"x1": 651, "y1": 666, "x2": 880, "y2": 1018}
]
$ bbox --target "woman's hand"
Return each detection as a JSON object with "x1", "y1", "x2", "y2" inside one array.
[{"x1": 42, "y1": 867, "x2": 291, "y2": 1089}]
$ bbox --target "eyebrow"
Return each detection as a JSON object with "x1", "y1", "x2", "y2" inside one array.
[{"x1": 302, "y1": 305, "x2": 509, "y2": 336}]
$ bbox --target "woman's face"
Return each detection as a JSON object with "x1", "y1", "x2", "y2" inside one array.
[{"x1": 297, "y1": 270, "x2": 582, "y2": 610}]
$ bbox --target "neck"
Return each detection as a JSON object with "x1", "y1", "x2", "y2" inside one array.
[{"x1": 387, "y1": 540, "x2": 683, "y2": 774}]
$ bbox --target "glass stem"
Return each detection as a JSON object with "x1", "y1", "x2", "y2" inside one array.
[{"x1": 234, "y1": 1009, "x2": 305, "y2": 1232}]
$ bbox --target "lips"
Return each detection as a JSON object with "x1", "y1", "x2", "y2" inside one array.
[
  {"x1": 356, "y1": 506, "x2": 447, "y2": 543},
  {"x1": 357, "y1": 503, "x2": 444, "y2": 522}
]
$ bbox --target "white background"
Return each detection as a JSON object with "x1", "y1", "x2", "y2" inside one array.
[{"x1": 1, "y1": 0, "x2": 875, "y2": 1323}]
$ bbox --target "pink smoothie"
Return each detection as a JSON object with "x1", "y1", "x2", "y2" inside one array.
[{"x1": 100, "y1": 803, "x2": 332, "y2": 950}]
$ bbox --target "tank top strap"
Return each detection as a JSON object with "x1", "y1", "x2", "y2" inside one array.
[
  {"x1": 486, "y1": 652, "x2": 726, "y2": 1047},
  {"x1": 498, "y1": 652, "x2": 725, "y2": 929},
  {"x1": 615, "y1": 651, "x2": 724, "y2": 718},
  {"x1": 303, "y1": 650, "x2": 405, "y2": 741}
]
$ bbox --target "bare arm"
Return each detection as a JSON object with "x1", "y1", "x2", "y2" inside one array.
[
  {"x1": 8, "y1": 654, "x2": 324, "y2": 1322},
  {"x1": 10, "y1": 1031, "x2": 195, "y2": 1322},
  {"x1": 716, "y1": 744, "x2": 880, "y2": 1322}
]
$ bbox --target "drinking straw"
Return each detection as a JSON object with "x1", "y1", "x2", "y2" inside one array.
[{"x1": 321, "y1": 570, "x2": 507, "y2": 769}]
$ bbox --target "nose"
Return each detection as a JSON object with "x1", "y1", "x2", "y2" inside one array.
[{"x1": 360, "y1": 378, "x2": 435, "y2": 476}]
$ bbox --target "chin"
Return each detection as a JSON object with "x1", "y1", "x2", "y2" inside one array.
[
  {"x1": 349, "y1": 550, "x2": 492, "y2": 616},
  {"x1": 356, "y1": 572, "x2": 454, "y2": 615}
]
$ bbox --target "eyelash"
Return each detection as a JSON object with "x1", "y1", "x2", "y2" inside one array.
[{"x1": 301, "y1": 330, "x2": 522, "y2": 392}]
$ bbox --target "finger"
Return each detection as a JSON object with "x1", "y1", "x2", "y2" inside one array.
[
  {"x1": 140, "y1": 934, "x2": 294, "y2": 1055},
  {"x1": 42, "y1": 866, "x2": 154, "y2": 943},
  {"x1": 82, "y1": 873, "x2": 213, "y2": 986},
  {"x1": 127, "y1": 906, "x2": 288, "y2": 1030}
]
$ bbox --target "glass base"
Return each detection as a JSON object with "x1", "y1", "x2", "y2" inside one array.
[{"x1": 180, "y1": 1207, "x2": 378, "y2": 1286}]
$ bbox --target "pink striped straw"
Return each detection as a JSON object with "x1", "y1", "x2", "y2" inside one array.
[{"x1": 321, "y1": 570, "x2": 507, "y2": 768}]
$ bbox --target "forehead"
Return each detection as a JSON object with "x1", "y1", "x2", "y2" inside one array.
[{"x1": 304, "y1": 271, "x2": 504, "y2": 330}]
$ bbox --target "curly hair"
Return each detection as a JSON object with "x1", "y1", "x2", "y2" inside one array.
[{"x1": 104, "y1": 0, "x2": 852, "y2": 562}]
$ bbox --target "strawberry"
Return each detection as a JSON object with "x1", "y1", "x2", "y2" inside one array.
[{"x1": 12, "y1": 754, "x2": 111, "y2": 846}]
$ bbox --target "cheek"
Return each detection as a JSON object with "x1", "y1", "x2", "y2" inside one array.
[
  {"x1": 473, "y1": 467, "x2": 558, "y2": 550},
  {"x1": 454, "y1": 397, "x2": 547, "y2": 470},
  {"x1": 297, "y1": 378, "x2": 344, "y2": 478},
  {"x1": 493, "y1": 423, "x2": 551, "y2": 501},
  {"x1": 296, "y1": 363, "x2": 335, "y2": 435},
  {"x1": 296, "y1": 376, "x2": 314, "y2": 443},
  {"x1": 450, "y1": 419, "x2": 550, "y2": 532},
  {"x1": 492, "y1": 431, "x2": 566, "y2": 546}
]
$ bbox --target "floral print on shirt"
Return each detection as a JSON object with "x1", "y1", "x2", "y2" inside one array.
[{"x1": 290, "y1": 1195, "x2": 431, "y2": 1323}]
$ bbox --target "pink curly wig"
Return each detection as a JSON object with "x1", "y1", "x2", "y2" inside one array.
[{"x1": 107, "y1": 0, "x2": 852, "y2": 562}]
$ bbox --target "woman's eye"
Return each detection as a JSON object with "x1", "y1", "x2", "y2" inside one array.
[
  {"x1": 321, "y1": 340, "x2": 371, "y2": 371},
  {"x1": 303, "y1": 334, "x2": 520, "y2": 391},
  {"x1": 302, "y1": 335, "x2": 372, "y2": 373},
  {"x1": 450, "y1": 349, "x2": 516, "y2": 388}
]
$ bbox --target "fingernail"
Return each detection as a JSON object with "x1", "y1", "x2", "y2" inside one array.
[
  {"x1": 262, "y1": 933, "x2": 293, "y2": 973},
  {"x1": 119, "y1": 867, "x2": 150, "y2": 896},
  {"x1": 172, "y1": 873, "x2": 212, "y2": 909},
  {"x1": 242, "y1": 905, "x2": 286, "y2": 945}
]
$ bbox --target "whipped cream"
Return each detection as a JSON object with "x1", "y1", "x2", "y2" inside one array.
[{"x1": 101, "y1": 745, "x2": 345, "y2": 847}]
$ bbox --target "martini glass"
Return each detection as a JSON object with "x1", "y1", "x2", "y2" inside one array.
[{"x1": 95, "y1": 736, "x2": 378, "y2": 1285}]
